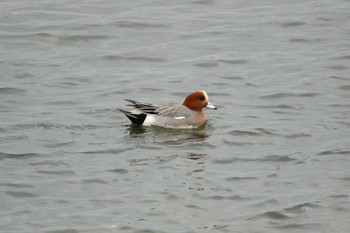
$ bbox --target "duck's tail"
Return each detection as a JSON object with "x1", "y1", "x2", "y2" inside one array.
[{"x1": 118, "y1": 109, "x2": 147, "y2": 125}]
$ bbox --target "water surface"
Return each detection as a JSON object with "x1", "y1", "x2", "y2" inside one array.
[{"x1": 1, "y1": 0, "x2": 350, "y2": 232}]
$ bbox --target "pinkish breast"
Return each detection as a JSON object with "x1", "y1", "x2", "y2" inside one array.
[{"x1": 192, "y1": 111, "x2": 207, "y2": 127}]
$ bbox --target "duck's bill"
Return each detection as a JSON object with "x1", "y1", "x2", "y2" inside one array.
[{"x1": 206, "y1": 102, "x2": 217, "y2": 110}]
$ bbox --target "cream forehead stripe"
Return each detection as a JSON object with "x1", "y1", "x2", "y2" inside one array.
[{"x1": 202, "y1": 90, "x2": 209, "y2": 101}]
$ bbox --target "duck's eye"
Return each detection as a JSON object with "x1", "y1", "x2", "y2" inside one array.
[{"x1": 199, "y1": 96, "x2": 205, "y2": 101}]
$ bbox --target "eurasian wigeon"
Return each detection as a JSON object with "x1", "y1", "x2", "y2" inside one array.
[{"x1": 119, "y1": 90, "x2": 217, "y2": 129}]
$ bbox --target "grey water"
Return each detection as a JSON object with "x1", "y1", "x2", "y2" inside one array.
[{"x1": 1, "y1": 0, "x2": 350, "y2": 232}]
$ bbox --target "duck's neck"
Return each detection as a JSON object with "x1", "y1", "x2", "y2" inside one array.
[{"x1": 192, "y1": 111, "x2": 207, "y2": 127}]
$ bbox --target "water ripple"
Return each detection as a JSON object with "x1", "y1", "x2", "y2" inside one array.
[
  {"x1": 336, "y1": 55, "x2": 350, "y2": 60},
  {"x1": 58, "y1": 34, "x2": 110, "y2": 43},
  {"x1": 228, "y1": 130, "x2": 261, "y2": 137},
  {"x1": 216, "y1": 59, "x2": 249, "y2": 65},
  {"x1": 4, "y1": 191, "x2": 38, "y2": 198},
  {"x1": 274, "y1": 223, "x2": 321, "y2": 230},
  {"x1": 0, "y1": 183, "x2": 35, "y2": 188},
  {"x1": 46, "y1": 229, "x2": 79, "y2": 233},
  {"x1": 260, "y1": 92, "x2": 319, "y2": 99},
  {"x1": 108, "y1": 168, "x2": 129, "y2": 174},
  {"x1": 338, "y1": 85, "x2": 350, "y2": 91},
  {"x1": 323, "y1": 64, "x2": 348, "y2": 70},
  {"x1": 12, "y1": 123, "x2": 108, "y2": 131},
  {"x1": 272, "y1": 21, "x2": 307, "y2": 27},
  {"x1": 284, "y1": 202, "x2": 321, "y2": 213},
  {"x1": 81, "y1": 148, "x2": 133, "y2": 155},
  {"x1": 249, "y1": 211, "x2": 289, "y2": 220},
  {"x1": 288, "y1": 38, "x2": 314, "y2": 43},
  {"x1": 213, "y1": 155, "x2": 297, "y2": 164},
  {"x1": 283, "y1": 133, "x2": 311, "y2": 139},
  {"x1": 0, "y1": 87, "x2": 26, "y2": 95},
  {"x1": 318, "y1": 149, "x2": 350, "y2": 156},
  {"x1": 258, "y1": 104, "x2": 304, "y2": 110},
  {"x1": 103, "y1": 55, "x2": 166, "y2": 63},
  {"x1": 37, "y1": 170, "x2": 75, "y2": 175},
  {"x1": 81, "y1": 178, "x2": 108, "y2": 184},
  {"x1": 193, "y1": 61, "x2": 219, "y2": 67},
  {"x1": 0, "y1": 152, "x2": 43, "y2": 160},
  {"x1": 225, "y1": 176, "x2": 257, "y2": 181},
  {"x1": 113, "y1": 21, "x2": 167, "y2": 29}
]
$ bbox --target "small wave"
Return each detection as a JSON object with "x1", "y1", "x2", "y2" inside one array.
[
  {"x1": 260, "y1": 93, "x2": 295, "y2": 99},
  {"x1": 272, "y1": 21, "x2": 306, "y2": 27},
  {"x1": 328, "y1": 194, "x2": 348, "y2": 198},
  {"x1": 288, "y1": 38, "x2": 313, "y2": 43},
  {"x1": 45, "y1": 141, "x2": 75, "y2": 148},
  {"x1": 249, "y1": 211, "x2": 289, "y2": 220},
  {"x1": 225, "y1": 176, "x2": 257, "y2": 181},
  {"x1": 212, "y1": 157, "x2": 249, "y2": 164},
  {"x1": 255, "y1": 128, "x2": 279, "y2": 135},
  {"x1": 0, "y1": 32, "x2": 57, "y2": 40},
  {"x1": 256, "y1": 155, "x2": 297, "y2": 163},
  {"x1": 186, "y1": 153, "x2": 207, "y2": 160},
  {"x1": 0, "y1": 152, "x2": 42, "y2": 160},
  {"x1": 128, "y1": 155, "x2": 177, "y2": 166},
  {"x1": 4, "y1": 191, "x2": 38, "y2": 198},
  {"x1": 274, "y1": 223, "x2": 320, "y2": 230},
  {"x1": 251, "y1": 199, "x2": 279, "y2": 207},
  {"x1": 329, "y1": 76, "x2": 349, "y2": 81},
  {"x1": 46, "y1": 229, "x2": 79, "y2": 233},
  {"x1": 258, "y1": 104, "x2": 303, "y2": 110},
  {"x1": 165, "y1": 194, "x2": 179, "y2": 200},
  {"x1": 217, "y1": 59, "x2": 249, "y2": 65},
  {"x1": 37, "y1": 170, "x2": 75, "y2": 175},
  {"x1": 260, "y1": 92, "x2": 319, "y2": 99},
  {"x1": 58, "y1": 34, "x2": 110, "y2": 43},
  {"x1": 335, "y1": 55, "x2": 350, "y2": 60},
  {"x1": 103, "y1": 55, "x2": 166, "y2": 63},
  {"x1": 218, "y1": 75, "x2": 244, "y2": 80},
  {"x1": 108, "y1": 168, "x2": 129, "y2": 174},
  {"x1": 193, "y1": 0, "x2": 216, "y2": 5},
  {"x1": 227, "y1": 194, "x2": 252, "y2": 201},
  {"x1": 45, "y1": 100, "x2": 79, "y2": 105},
  {"x1": 194, "y1": 61, "x2": 219, "y2": 67},
  {"x1": 0, "y1": 87, "x2": 26, "y2": 95},
  {"x1": 323, "y1": 64, "x2": 348, "y2": 70},
  {"x1": 284, "y1": 202, "x2": 321, "y2": 213},
  {"x1": 213, "y1": 155, "x2": 296, "y2": 164},
  {"x1": 338, "y1": 85, "x2": 350, "y2": 91},
  {"x1": 13, "y1": 123, "x2": 108, "y2": 131},
  {"x1": 184, "y1": 204, "x2": 206, "y2": 210},
  {"x1": 228, "y1": 130, "x2": 261, "y2": 137},
  {"x1": 202, "y1": 194, "x2": 251, "y2": 201},
  {"x1": 228, "y1": 128, "x2": 278, "y2": 137},
  {"x1": 81, "y1": 147, "x2": 132, "y2": 155},
  {"x1": 283, "y1": 133, "x2": 311, "y2": 139},
  {"x1": 0, "y1": 183, "x2": 35, "y2": 188},
  {"x1": 318, "y1": 149, "x2": 350, "y2": 156},
  {"x1": 82, "y1": 178, "x2": 108, "y2": 184},
  {"x1": 113, "y1": 21, "x2": 166, "y2": 29},
  {"x1": 203, "y1": 195, "x2": 226, "y2": 200}
]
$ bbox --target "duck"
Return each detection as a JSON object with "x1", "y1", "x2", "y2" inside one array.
[{"x1": 118, "y1": 90, "x2": 216, "y2": 129}]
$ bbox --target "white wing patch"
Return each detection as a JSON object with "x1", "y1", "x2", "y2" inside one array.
[
  {"x1": 174, "y1": 116, "x2": 186, "y2": 120},
  {"x1": 143, "y1": 115, "x2": 156, "y2": 126}
]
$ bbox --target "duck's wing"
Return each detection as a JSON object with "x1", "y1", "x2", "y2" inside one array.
[
  {"x1": 155, "y1": 104, "x2": 192, "y2": 118},
  {"x1": 124, "y1": 99, "x2": 158, "y2": 114}
]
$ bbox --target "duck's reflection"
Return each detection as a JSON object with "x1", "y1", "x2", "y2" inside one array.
[{"x1": 123, "y1": 123, "x2": 211, "y2": 145}]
